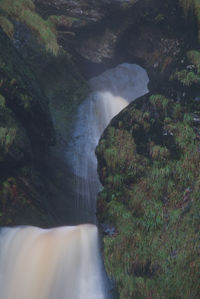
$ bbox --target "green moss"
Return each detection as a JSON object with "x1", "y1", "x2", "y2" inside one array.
[
  {"x1": 154, "y1": 14, "x2": 165, "y2": 24},
  {"x1": 0, "y1": 175, "x2": 55, "y2": 227},
  {"x1": 121, "y1": 0, "x2": 137, "y2": 9},
  {"x1": 0, "y1": 94, "x2": 5, "y2": 108},
  {"x1": 48, "y1": 15, "x2": 80, "y2": 26},
  {"x1": 187, "y1": 50, "x2": 200, "y2": 73},
  {"x1": 0, "y1": 127, "x2": 17, "y2": 159},
  {"x1": 97, "y1": 93, "x2": 200, "y2": 298},
  {"x1": 0, "y1": 0, "x2": 35, "y2": 14},
  {"x1": 171, "y1": 69, "x2": 200, "y2": 86},
  {"x1": 171, "y1": 49, "x2": 200, "y2": 88},
  {"x1": 0, "y1": 16, "x2": 14, "y2": 39},
  {"x1": 97, "y1": 127, "x2": 147, "y2": 184},
  {"x1": 150, "y1": 144, "x2": 170, "y2": 161},
  {"x1": 150, "y1": 94, "x2": 169, "y2": 110},
  {"x1": 19, "y1": 93, "x2": 33, "y2": 110},
  {"x1": 194, "y1": 0, "x2": 200, "y2": 41},
  {"x1": 36, "y1": 51, "x2": 89, "y2": 147},
  {"x1": 179, "y1": 0, "x2": 200, "y2": 42},
  {"x1": 0, "y1": 0, "x2": 59, "y2": 55}
]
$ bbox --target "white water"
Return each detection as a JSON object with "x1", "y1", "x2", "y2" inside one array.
[
  {"x1": 0, "y1": 63, "x2": 149, "y2": 299},
  {"x1": 0, "y1": 225, "x2": 105, "y2": 299},
  {"x1": 67, "y1": 63, "x2": 149, "y2": 222}
]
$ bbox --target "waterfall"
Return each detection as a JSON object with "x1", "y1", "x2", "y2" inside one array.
[
  {"x1": 67, "y1": 63, "x2": 149, "y2": 223},
  {"x1": 0, "y1": 63, "x2": 149, "y2": 299},
  {"x1": 0, "y1": 225, "x2": 105, "y2": 299}
]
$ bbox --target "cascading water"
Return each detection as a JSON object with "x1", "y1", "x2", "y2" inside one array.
[
  {"x1": 0, "y1": 63, "x2": 149, "y2": 299},
  {"x1": 67, "y1": 63, "x2": 149, "y2": 223},
  {"x1": 0, "y1": 225, "x2": 105, "y2": 299}
]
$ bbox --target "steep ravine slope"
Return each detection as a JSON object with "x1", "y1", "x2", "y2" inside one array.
[
  {"x1": 35, "y1": 0, "x2": 188, "y2": 81},
  {"x1": 0, "y1": 2, "x2": 200, "y2": 297},
  {"x1": 96, "y1": 2, "x2": 200, "y2": 298},
  {"x1": 97, "y1": 93, "x2": 200, "y2": 298},
  {"x1": 0, "y1": 0, "x2": 184, "y2": 226},
  {"x1": 0, "y1": 1, "x2": 89, "y2": 226}
]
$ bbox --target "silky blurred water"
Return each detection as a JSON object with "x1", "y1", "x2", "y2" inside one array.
[
  {"x1": 67, "y1": 63, "x2": 149, "y2": 223},
  {"x1": 0, "y1": 225, "x2": 106, "y2": 299},
  {"x1": 0, "y1": 63, "x2": 149, "y2": 299}
]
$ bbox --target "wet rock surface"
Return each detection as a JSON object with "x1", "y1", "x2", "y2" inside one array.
[
  {"x1": 96, "y1": 88, "x2": 200, "y2": 297},
  {"x1": 34, "y1": 0, "x2": 188, "y2": 86},
  {"x1": 0, "y1": 2, "x2": 200, "y2": 296},
  {"x1": 95, "y1": 2, "x2": 200, "y2": 295}
]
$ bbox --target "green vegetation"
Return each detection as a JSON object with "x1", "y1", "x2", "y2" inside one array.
[
  {"x1": 38, "y1": 52, "x2": 89, "y2": 147},
  {"x1": 0, "y1": 21, "x2": 57, "y2": 226},
  {"x1": 97, "y1": 92, "x2": 200, "y2": 298},
  {"x1": 0, "y1": 175, "x2": 55, "y2": 227},
  {"x1": 187, "y1": 50, "x2": 200, "y2": 73},
  {"x1": 170, "y1": 50, "x2": 200, "y2": 87},
  {"x1": 0, "y1": 94, "x2": 5, "y2": 108},
  {"x1": 49, "y1": 15, "x2": 80, "y2": 27},
  {"x1": 0, "y1": 127, "x2": 17, "y2": 159},
  {"x1": 0, "y1": 16, "x2": 14, "y2": 39},
  {"x1": 179, "y1": 0, "x2": 200, "y2": 41},
  {"x1": 0, "y1": 2, "x2": 88, "y2": 226},
  {"x1": 0, "y1": 0, "x2": 59, "y2": 54},
  {"x1": 121, "y1": 0, "x2": 137, "y2": 9},
  {"x1": 150, "y1": 94, "x2": 169, "y2": 110},
  {"x1": 171, "y1": 69, "x2": 200, "y2": 86}
]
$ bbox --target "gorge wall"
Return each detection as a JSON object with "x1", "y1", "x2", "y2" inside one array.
[
  {"x1": 0, "y1": 0, "x2": 187, "y2": 226},
  {"x1": 0, "y1": 0, "x2": 200, "y2": 297},
  {"x1": 95, "y1": 1, "x2": 200, "y2": 299}
]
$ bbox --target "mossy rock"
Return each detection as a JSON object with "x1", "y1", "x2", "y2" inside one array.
[
  {"x1": 179, "y1": 0, "x2": 200, "y2": 42},
  {"x1": 0, "y1": 0, "x2": 59, "y2": 55},
  {"x1": 0, "y1": 173, "x2": 56, "y2": 227},
  {"x1": 0, "y1": 28, "x2": 56, "y2": 154},
  {"x1": 97, "y1": 91, "x2": 200, "y2": 298}
]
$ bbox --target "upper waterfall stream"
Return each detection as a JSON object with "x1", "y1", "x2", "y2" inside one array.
[
  {"x1": 67, "y1": 63, "x2": 149, "y2": 223},
  {"x1": 0, "y1": 63, "x2": 149, "y2": 299}
]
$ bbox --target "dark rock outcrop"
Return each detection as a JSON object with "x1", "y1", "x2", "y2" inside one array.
[
  {"x1": 35, "y1": 0, "x2": 188, "y2": 86},
  {"x1": 96, "y1": 91, "x2": 200, "y2": 298},
  {"x1": 95, "y1": 1, "x2": 200, "y2": 297},
  {"x1": 1, "y1": 1, "x2": 200, "y2": 296},
  {"x1": 0, "y1": 28, "x2": 57, "y2": 226},
  {"x1": 0, "y1": 20, "x2": 90, "y2": 226}
]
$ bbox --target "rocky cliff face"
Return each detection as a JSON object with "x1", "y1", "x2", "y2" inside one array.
[
  {"x1": 0, "y1": 0, "x2": 185, "y2": 229},
  {"x1": 95, "y1": 1, "x2": 200, "y2": 298},
  {"x1": 96, "y1": 93, "x2": 200, "y2": 298},
  {"x1": 0, "y1": 0, "x2": 89, "y2": 227},
  {"x1": 0, "y1": 28, "x2": 56, "y2": 227},
  {"x1": 34, "y1": 0, "x2": 189, "y2": 83},
  {"x1": 0, "y1": 0, "x2": 200, "y2": 296}
]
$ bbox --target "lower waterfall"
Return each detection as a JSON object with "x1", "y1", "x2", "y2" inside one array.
[
  {"x1": 0, "y1": 225, "x2": 105, "y2": 299},
  {"x1": 0, "y1": 63, "x2": 149, "y2": 299}
]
